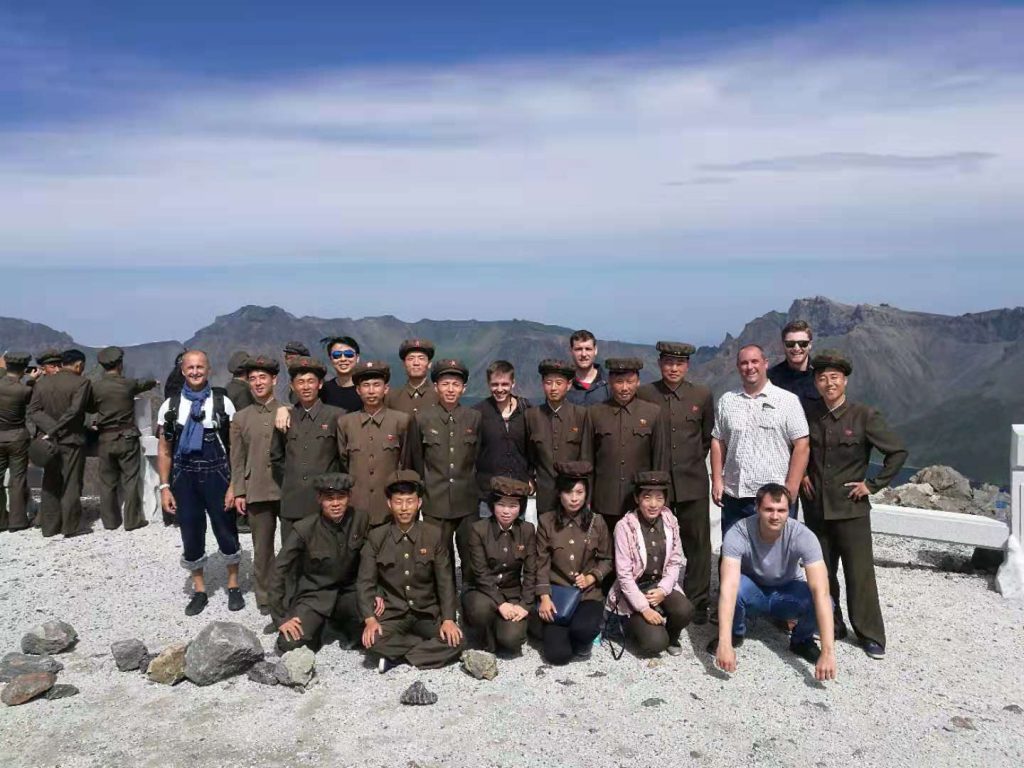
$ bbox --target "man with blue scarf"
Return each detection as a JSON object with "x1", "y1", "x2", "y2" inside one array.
[{"x1": 157, "y1": 350, "x2": 243, "y2": 616}]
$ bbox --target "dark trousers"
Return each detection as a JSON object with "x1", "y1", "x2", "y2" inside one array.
[
  {"x1": 625, "y1": 590, "x2": 694, "y2": 655},
  {"x1": 0, "y1": 439, "x2": 30, "y2": 530},
  {"x1": 277, "y1": 590, "x2": 360, "y2": 654},
  {"x1": 171, "y1": 442, "x2": 239, "y2": 571},
  {"x1": 600, "y1": 514, "x2": 623, "y2": 593},
  {"x1": 423, "y1": 513, "x2": 473, "y2": 584},
  {"x1": 368, "y1": 614, "x2": 464, "y2": 669},
  {"x1": 672, "y1": 497, "x2": 711, "y2": 610},
  {"x1": 804, "y1": 513, "x2": 885, "y2": 647},
  {"x1": 40, "y1": 443, "x2": 85, "y2": 537},
  {"x1": 97, "y1": 435, "x2": 146, "y2": 530},
  {"x1": 462, "y1": 590, "x2": 528, "y2": 654},
  {"x1": 537, "y1": 599, "x2": 603, "y2": 665},
  {"x1": 247, "y1": 501, "x2": 279, "y2": 610}
]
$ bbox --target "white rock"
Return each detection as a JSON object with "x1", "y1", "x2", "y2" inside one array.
[{"x1": 996, "y1": 537, "x2": 1024, "y2": 601}]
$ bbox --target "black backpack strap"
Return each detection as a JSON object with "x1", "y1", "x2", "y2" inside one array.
[
  {"x1": 212, "y1": 387, "x2": 231, "y2": 457},
  {"x1": 162, "y1": 392, "x2": 183, "y2": 448}
]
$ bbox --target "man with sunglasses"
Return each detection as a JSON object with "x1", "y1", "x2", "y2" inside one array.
[
  {"x1": 768, "y1": 321, "x2": 821, "y2": 408},
  {"x1": 320, "y1": 336, "x2": 363, "y2": 413}
]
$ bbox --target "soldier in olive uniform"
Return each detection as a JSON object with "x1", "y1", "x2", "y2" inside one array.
[
  {"x1": 270, "y1": 473, "x2": 371, "y2": 653},
  {"x1": 28, "y1": 349, "x2": 93, "y2": 538},
  {"x1": 338, "y1": 361, "x2": 410, "y2": 528},
  {"x1": 0, "y1": 352, "x2": 34, "y2": 531},
  {"x1": 463, "y1": 476, "x2": 537, "y2": 654},
  {"x1": 385, "y1": 338, "x2": 439, "y2": 417},
  {"x1": 525, "y1": 359, "x2": 593, "y2": 515},
  {"x1": 282, "y1": 341, "x2": 311, "y2": 406},
  {"x1": 803, "y1": 350, "x2": 908, "y2": 660},
  {"x1": 637, "y1": 341, "x2": 715, "y2": 622},
  {"x1": 229, "y1": 354, "x2": 282, "y2": 615},
  {"x1": 225, "y1": 350, "x2": 255, "y2": 412},
  {"x1": 358, "y1": 470, "x2": 464, "y2": 672},
  {"x1": 270, "y1": 356, "x2": 345, "y2": 545},
  {"x1": 90, "y1": 346, "x2": 157, "y2": 530},
  {"x1": 36, "y1": 349, "x2": 63, "y2": 377}
]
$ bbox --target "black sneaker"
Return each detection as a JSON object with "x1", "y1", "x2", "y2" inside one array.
[
  {"x1": 227, "y1": 588, "x2": 245, "y2": 612},
  {"x1": 692, "y1": 605, "x2": 709, "y2": 626},
  {"x1": 790, "y1": 639, "x2": 822, "y2": 665},
  {"x1": 377, "y1": 656, "x2": 397, "y2": 674},
  {"x1": 834, "y1": 619, "x2": 849, "y2": 640},
  {"x1": 862, "y1": 641, "x2": 885, "y2": 660},
  {"x1": 185, "y1": 592, "x2": 209, "y2": 616},
  {"x1": 705, "y1": 635, "x2": 743, "y2": 656}
]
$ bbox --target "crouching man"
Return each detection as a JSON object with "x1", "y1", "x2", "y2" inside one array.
[
  {"x1": 269, "y1": 473, "x2": 371, "y2": 653},
  {"x1": 710, "y1": 483, "x2": 837, "y2": 681},
  {"x1": 358, "y1": 470, "x2": 464, "y2": 673}
]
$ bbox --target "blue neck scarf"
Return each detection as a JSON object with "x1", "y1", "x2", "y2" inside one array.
[{"x1": 177, "y1": 384, "x2": 212, "y2": 457}]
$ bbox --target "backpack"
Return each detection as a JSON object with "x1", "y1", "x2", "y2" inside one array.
[{"x1": 162, "y1": 387, "x2": 231, "y2": 458}]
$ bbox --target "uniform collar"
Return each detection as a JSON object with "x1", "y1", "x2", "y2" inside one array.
[
  {"x1": 489, "y1": 516, "x2": 519, "y2": 540},
  {"x1": 390, "y1": 520, "x2": 420, "y2": 543},
  {"x1": 825, "y1": 399, "x2": 849, "y2": 420},
  {"x1": 320, "y1": 511, "x2": 352, "y2": 533},
  {"x1": 253, "y1": 397, "x2": 279, "y2": 413},
  {"x1": 405, "y1": 380, "x2": 430, "y2": 397},
  {"x1": 360, "y1": 408, "x2": 386, "y2": 426},
  {"x1": 610, "y1": 397, "x2": 635, "y2": 414},
  {"x1": 657, "y1": 379, "x2": 688, "y2": 399},
  {"x1": 296, "y1": 399, "x2": 324, "y2": 420}
]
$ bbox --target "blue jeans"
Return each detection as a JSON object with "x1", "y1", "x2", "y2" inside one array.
[
  {"x1": 733, "y1": 574, "x2": 817, "y2": 644},
  {"x1": 172, "y1": 438, "x2": 240, "y2": 571},
  {"x1": 721, "y1": 494, "x2": 798, "y2": 536}
]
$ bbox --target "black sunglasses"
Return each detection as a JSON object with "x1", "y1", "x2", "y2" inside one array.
[{"x1": 784, "y1": 340, "x2": 810, "y2": 349}]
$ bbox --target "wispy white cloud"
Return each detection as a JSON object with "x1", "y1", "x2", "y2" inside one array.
[{"x1": 0, "y1": 5, "x2": 1021, "y2": 267}]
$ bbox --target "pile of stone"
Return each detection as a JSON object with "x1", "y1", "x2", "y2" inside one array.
[
  {"x1": 871, "y1": 465, "x2": 1010, "y2": 524},
  {"x1": 1, "y1": 620, "x2": 80, "y2": 706}
]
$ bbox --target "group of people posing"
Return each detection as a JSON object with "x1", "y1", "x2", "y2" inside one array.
[{"x1": 0, "y1": 321, "x2": 907, "y2": 677}]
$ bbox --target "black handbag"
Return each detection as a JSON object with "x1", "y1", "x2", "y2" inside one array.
[
  {"x1": 28, "y1": 437, "x2": 59, "y2": 468},
  {"x1": 542, "y1": 584, "x2": 582, "y2": 626}
]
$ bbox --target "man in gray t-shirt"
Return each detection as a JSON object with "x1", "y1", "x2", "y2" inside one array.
[{"x1": 711, "y1": 483, "x2": 837, "y2": 681}]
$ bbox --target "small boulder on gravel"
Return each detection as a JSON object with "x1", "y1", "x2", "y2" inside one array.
[
  {"x1": 0, "y1": 653, "x2": 64, "y2": 682},
  {"x1": 247, "y1": 661, "x2": 279, "y2": 686},
  {"x1": 996, "y1": 537, "x2": 1024, "y2": 601},
  {"x1": 274, "y1": 647, "x2": 315, "y2": 688},
  {"x1": 2, "y1": 672, "x2": 56, "y2": 706},
  {"x1": 147, "y1": 644, "x2": 187, "y2": 685},
  {"x1": 911, "y1": 466, "x2": 972, "y2": 500},
  {"x1": 138, "y1": 653, "x2": 157, "y2": 675},
  {"x1": 461, "y1": 650, "x2": 498, "y2": 680},
  {"x1": 20, "y1": 620, "x2": 78, "y2": 655},
  {"x1": 400, "y1": 681, "x2": 438, "y2": 706},
  {"x1": 45, "y1": 684, "x2": 79, "y2": 700},
  {"x1": 184, "y1": 622, "x2": 264, "y2": 686},
  {"x1": 111, "y1": 639, "x2": 149, "y2": 672}
]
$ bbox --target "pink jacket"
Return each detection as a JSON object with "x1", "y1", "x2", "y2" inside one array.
[{"x1": 606, "y1": 508, "x2": 685, "y2": 616}]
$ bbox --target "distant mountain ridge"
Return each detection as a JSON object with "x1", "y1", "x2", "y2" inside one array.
[{"x1": 3, "y1": 297, "x2": 1022, "y2": 484}]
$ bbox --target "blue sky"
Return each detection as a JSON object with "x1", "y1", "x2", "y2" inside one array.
[{"x1": 1, "y1": 2, "x2": 1021, "y2": 345}]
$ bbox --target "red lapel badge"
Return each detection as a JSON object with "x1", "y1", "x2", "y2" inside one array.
[
  {"x1": 844, "y1": 428, "x2": 854, "y2": 436},
  {"x1": 639, "y1": 418, "x2": 647, "y2": 426},
  {"x1": 691, "y1": 405, "x2": 699, "y2": 413},
  {"x1": 419, "y1": 548, "x2": 428, "y2": 556}
]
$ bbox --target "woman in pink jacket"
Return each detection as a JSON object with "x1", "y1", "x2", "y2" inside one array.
[{"x1": 607, "y1": 471, "x2": 694, "y2": 657}]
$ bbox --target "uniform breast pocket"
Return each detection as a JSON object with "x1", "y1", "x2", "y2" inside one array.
[
  {"x1": 462, "y1": 433, "x2": 478, "y2": 446},
  {"x1": 838, "y1": 432, "x2": 865, "y2": 450},
  {"x1": 633, "y1": 426, "x2": 652, "y2": 438},
  {"x1": 422, "y1": 433, "x2": 441, "y2": 449}
]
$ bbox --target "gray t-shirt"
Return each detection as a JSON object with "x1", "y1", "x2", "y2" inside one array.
[{"x1": 721, "y1": 517, "x2": 823, "y2": 587}]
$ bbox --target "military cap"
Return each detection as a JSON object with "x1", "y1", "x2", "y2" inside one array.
[
  {"x1": 283, "y1": 341, "x2": 311, "y2": 356},
  {"x1": 554, "y1": 460, "x2": 593, "y2": 480},
  {"x1": 399, "y1": 338, "x2": 436, "y2": 360},
  {"x1": 227, "y1": 350, "x2": 250, "y2": 375},
  {"x1": 490, "y1": 476, "x2": 531, "y2": 499},
  {"x1": 605, "y1": 357, "x2": 644, "y2": 374},
  {"x1": 313, "y1": 473, "x2": 355, "y2": 493},
  {"x1": 36, "y1": 348, "x2": 62, "y2": 366},
  {"x1": 287, "y1": 356, "x2": 327, "y2": 379},
  {"x1": 96, "y1": 346, "x2": 124, "y2": 366},
  {"x1": 655, "y1": 341, "x2": 695, "y2": 359},
  {"x1": 430, "y1": 358, "x2": 469, "y2": 383},
  {"x1": 634, "y1": 470, "x2": 671, "y2": 491},
  {"x1": 242, "y1": 354, "x2": 280, "y2": 375},
  {"x1": 537, "y1": 358, "x2": 575, "y2": 379},
  {"x1": 61, "y1": 348, "x2": 86, "y2": 365},
  {"x1": 3, "y1": 351, "x2": 31, "y2": 367},
  {"x1": 352, "y1": 360, "x2": 390, "y2": 385},
  {"x1": 385, "y1": 469, "x2": 424, "y2": 495},
  {"x1": 811, "y1": 349, "x2": 852, "y2": 376}
]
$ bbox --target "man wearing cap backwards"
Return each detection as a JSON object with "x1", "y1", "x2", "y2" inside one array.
[
  {"x1": 462, "y1": 476, "x2": 537, "y2": 655},
  {"x1": 271, "y1": 356, "x2": 346, "y2": 546},
  {"x1": 225, "y1": 350, "x2": 255, "y2": 412},
  {"x1": 803, "y1": 350, "x2": 907, "y2": 660},
  {"x1": 565, "y1": 329, "x2": 609, "y2": 407},
  {"x1": 637, "y1": 341, "x2": 715, "y2": 624},
  {"x1": 28, "y1": 349, "x2": 93, "y2": 538},
  {"x1": 358, "y1": 469, "x2": 464, "y2": 672},
  {"x1": 589, "y1": 358, "x2": 670, "y2": 539},
  {"x1": 270, "y1": 472, "x2": 374, "y2": 653},
  {"x1": 0, "y1": 352, "x2": 34, "y2": 531},
  {"x1": 89, "y1": 346, "x2": 157, "y2": 531},
  {"x1": 403, "y1": 358, "x2": 482, "y2": 583},
  {"x1": 229, "y1": 354, "x2": 283, "y2": 617},
  {"x1": 526, "y1": 359, "x2": 593, "y2": 515},
  {"x1": 320, "y1": 335, "x2": 363, "y2": 413},
  {"x1": 338, "y1": 361, "x2": 410, "y2": 529},
  {"x1": 385, "y1": 338, "x2": 439, "y2": 416}
]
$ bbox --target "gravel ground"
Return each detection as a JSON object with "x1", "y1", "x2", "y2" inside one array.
[{"x1": 1, "y1": 517, "x2": 1023, "y2": 768}]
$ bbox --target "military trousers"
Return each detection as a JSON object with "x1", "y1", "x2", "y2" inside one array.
[
  {"x1": 532, "y1": 599, "x2": 603, "y2": 665},
  {"x1": 246, "y1": 500, "x2": 279, "y2": 610},
  {"x1": 804, "y1": 512, "x2": 885, "y2": 647},
  {"x1": 368, "y1": 614, "x2": 464, "y2": 669},
  {"x1": 97, "y1": 434, "x2": 146, "y2": 530},
  {"x1": 0, "y1": 438, "x2": 30, "y2": 531},
  {"x1": 276, "y1": 589, "x2": 360, "y2": 654},
  {"x1": 624, "y1": 590, "x2": 694, "y2": 655},
  {"x1": 461, "y1": 589, "x2": 528, "y2": 654},
  {"x1": 672, "y1": 497, "x2": 712, "y2": 611},
  {"x1": 40, "y1": 443, "x2": 85, "y2": 538},
  {"x1": 422, "y1": 513, "x2": 474, "y2": 586}
]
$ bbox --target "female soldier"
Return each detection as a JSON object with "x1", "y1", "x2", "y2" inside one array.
[
  {"x1": 607, "y1": 471, "x2": 694, "y2": 657},
  {"x1": 462, "y1": 476, "x2": 537, "y2": 654},
  {"x1": 534, "y1": 461, "x2": 612, "y2": 664}
]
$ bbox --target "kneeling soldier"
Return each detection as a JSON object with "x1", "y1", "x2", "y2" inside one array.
[
  {"x1": 462, "y1": 476, "x2": 537, "y2": 655},
  {"x1": 270, "y1": 473, "x2": 370, "y2": 653},
  {"x1": 358, "y1": 470, "x2": 464, "y2": 672}
]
